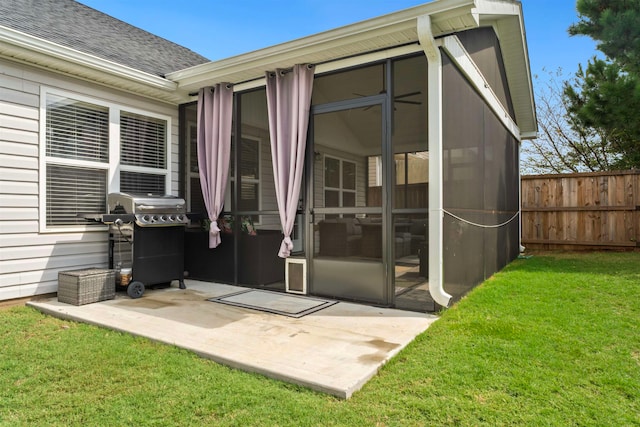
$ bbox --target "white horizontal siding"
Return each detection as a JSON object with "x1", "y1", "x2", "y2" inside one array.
[
  {"x1": 0, "y1": 86, "x2": 39, "y2": 107},
  {"x1": 0, "y1": 194, "x2": 38, "y2": 208},
  {"x1": 0, "y1": 253, "x2": 107, "y2": 275},
  {"x1": 1, "y1": 167, "x2": 38, "y2": 183},
  {"x1": 0, "y1": 207, "x2": 38, "y2": 221},
  {"x1": 0, "y1": 153, "x2": 38, "y2": 170},
  {"x1": 0, "y1": 114, "x2": 38, "y2": 132},
  {"x1": 1, "y1": 269, "x2": 75, "y2": 288},
  {"x1": 0, "y1": 241, "x2": 107, "y2": 262},
  {"x1": 0, "y1": 231, "x2": 106, "y2": 247},
  {"x1": 0, "y1": 220, "x2": 39, "y2": 234},
  {"x1": 0, "y1": 280, "x2": 58, "y2": 300},
  {"x1": 0, "y1": 126, "x2": 38, "y2": 145},
  {"x1": 0, "y1": 58, "x2": 180, "y2": 301},
  {"x1": 1, "y1": 139, "x2": 38, "y2": 155},
  {"x1": 0, "y1": 100, "x2": 39, "y2": 120},
  {"x1": 0, "y1": 180, "x2": 38, "y2": 195}
]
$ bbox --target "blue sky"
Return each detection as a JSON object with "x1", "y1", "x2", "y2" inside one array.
[{"x1": 79, "y1": 0, "x2": 598, "y2": 86}]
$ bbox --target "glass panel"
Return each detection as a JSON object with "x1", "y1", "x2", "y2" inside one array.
[
  {"x1": 312, "y1": 103, "x2": 385, "y2": 304},
  {"x1": 239, "y1": 182, "x2": 259, "y2": 211},
  {"x1": 392, "y1": 56, "x2": 428, "y2": 154},
  {"x1": 238, "y1": 213, "x2": 285, "y2": 289},
  {"x1": 182, "y1": 103, "x2": 200, "y2": 214},
  {"x1": 120, "y1": 111, "x2": 166, "y2": 169},
  {"x1": 359, "y1": 218, "x2": 383, "y2": 259},
  {"x1": 325, "y1": 190, "x2": 339, "y2": 208},
  {"x1": 407, "y1": 152, "x2": 429, "y2": 184},
  {"x1": 342, "y1": 191, "x2": 355, "y2": 207},
  {"x1": 343, "y1": 161, "x2": 356, "y2": 190},
  {"x1": 395, "y1": 153, "x2": 406, "y2": 185},
  {"x1": 189, "y1": 177, "x2": 206, "y2": 215},
  {"x1": 392, "y1": 55, "x2": 430, "y2": 311},
  {"x1": 120, "y1": 171, "x2": 165, "y2": 195},
  {"x1": 188, "y1": 121, "x2": 198, "y2": 173},
  {"x1": 312, "y1": 63, "x2": 385, "y2": 105},
  {"x1": 366, "y1": 157, "x2": 383, "y2": 208},
  {"x1": 324, "y1": 157, "x2": 340, "y2": 188},
  {"x1": 393, "y1": 214, "x2": 435, "y2": 312},
  {"x1": 46, "y1": 94, "x2": 109, "y2": 162},
  {"x1": 46, "y1": 165, "x2": 107, "y2": 226},
  {"x1": 314, "y1": 105, "x2": 382, "y2": 210},
  {"x1": 240, "y1": 138, "x2": 259, "y2": 180}
]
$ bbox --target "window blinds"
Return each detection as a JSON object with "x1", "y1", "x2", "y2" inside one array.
[
  {"x1": 46, "y1": 95, "x2": 109, "y2": 162},
  {"x1": 46, "y1": 165, "x2": 107, "y2": 226},
  {"x1": 120, "y1": 111, "x2": 166, "y2": 169}
]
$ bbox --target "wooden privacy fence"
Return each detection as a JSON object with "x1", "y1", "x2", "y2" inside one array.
[{"x1": 521, "y1": 170, "x2": 640, "y2": 250}]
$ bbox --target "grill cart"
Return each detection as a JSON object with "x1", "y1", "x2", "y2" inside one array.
[{"x1": 83, "y1": 192, "x2": 188, "y2": 298}]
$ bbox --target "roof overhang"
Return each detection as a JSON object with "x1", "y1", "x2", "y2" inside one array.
[
  {"x1": 167, "y1": 0, "x2": 479, "y2": 91},
  {"x1": 167, "y1": 0, "x2": 536, "y2": 136},
  {"x1": 0, "y1": 25, "x2": 185, "y2": 104}
]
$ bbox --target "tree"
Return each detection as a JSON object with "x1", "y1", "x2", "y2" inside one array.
[
  {"x1": 561, "y1": 0, "x2": 640, "y2": 171},
  {"x1": 521, "y1": 69, "x2": 618, "y2": 174},
  {"x1": 569, "y1": 0, "x2": 640, "y2": 75},
  {"x1": 563, "y1": 59, "x2": 640, "y2": 170},
  {"x1": 522, "y1": 0, "x2": 640, "y2": 173}
]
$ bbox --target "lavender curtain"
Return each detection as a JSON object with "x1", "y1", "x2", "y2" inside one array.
[
  {"x1": 265, "y1": 64, "x2": 314, "y2": 258},
  {"x1": 197, "y1": 84, "x2": 233, "y2": 248}
]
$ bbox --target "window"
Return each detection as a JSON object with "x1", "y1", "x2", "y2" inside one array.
[
  {"x1": 324, "y1": 156, "x2": 356, "y2": 208},
  {"x1": 187, "y1": 131, "x2": 261, "y2": 221},
  {"x1": 186, "y1": 121, "x2": 205, "y2": 214},
  {"x1": 41, "y1": 89, "x2": 170, "y2": 230},
  {"x1": 231, "y1": 136, "x2": 261, "y2": 223},
  {"x1": 119, "y1": 111, "x2": 167, "y2": 195}
]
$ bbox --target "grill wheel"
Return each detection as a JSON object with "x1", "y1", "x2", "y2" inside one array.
[{"x1": 127, "y1": 281, "x2": 145, "y2": 299}]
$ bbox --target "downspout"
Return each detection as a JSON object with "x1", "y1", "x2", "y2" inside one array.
[
  {"x1": 519, "y1": 143, "x2": 525, "y2": 254},
  {"x1": 417, "y1": 15, "x2": 453, "y2": 308}
]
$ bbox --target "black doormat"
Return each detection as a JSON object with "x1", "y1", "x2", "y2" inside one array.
[{"x1": 208, "y1": 289, "x2": 337, "y2": 318}]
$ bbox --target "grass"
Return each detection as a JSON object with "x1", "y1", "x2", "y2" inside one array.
[{"x1": 1, "y1": 252, "x2": 639, "y2": 426}]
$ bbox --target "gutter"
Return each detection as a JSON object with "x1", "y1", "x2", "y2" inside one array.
[{"x1": 418, "y1": 14, "x2": 453, "y2": 308}]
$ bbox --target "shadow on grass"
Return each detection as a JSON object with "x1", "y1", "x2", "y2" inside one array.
[{"x1": 506, "y1": 251, "x2": 640, "y2": 277}]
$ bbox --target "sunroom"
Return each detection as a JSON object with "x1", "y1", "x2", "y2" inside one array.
[{"x1": 170, "y1": 0, "x2": 536, "y2": 311}]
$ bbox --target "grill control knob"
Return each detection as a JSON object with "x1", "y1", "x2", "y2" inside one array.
[
  {"x1": 160, "y1": 215, "x2": 167, "y2": 222},
  {"x1": 152, "y1": 215, "x2": 159, "y2": 222},
  {"x1": 142, "y1": 215, "x2": 150, "y2": 222},
  {"x1": 177, "y1": 214, "x2": 185, "y2": 222},
  {"x1": 168, "y1": 215, "x2": 175, "y2": 222}
]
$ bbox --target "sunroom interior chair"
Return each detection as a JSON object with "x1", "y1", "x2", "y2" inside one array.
[{"x1": 318, "y1": 218, "x2": 362, "y2": 257}]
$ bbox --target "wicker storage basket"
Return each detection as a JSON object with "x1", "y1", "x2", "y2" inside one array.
[{"x1": 58, "y1": 268, "x2": 116, "y2": 305}]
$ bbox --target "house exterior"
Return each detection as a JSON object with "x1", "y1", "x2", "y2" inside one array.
[{"x1": 0, "y1": 0, "x2": 536, "y2": 310}]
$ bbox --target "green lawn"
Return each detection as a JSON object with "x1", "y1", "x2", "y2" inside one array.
[{"x1": 1, "y1": 252, "x2": 639, "y2": 426}]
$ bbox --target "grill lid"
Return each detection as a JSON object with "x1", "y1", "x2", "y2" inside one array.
[{"x1": 107, "y1": 192, "x2": 188, "y2": 226}]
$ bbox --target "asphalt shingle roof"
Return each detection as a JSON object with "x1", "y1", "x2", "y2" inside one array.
[{"x1": 0, "y1": 0, "x2": 210, "y2": 76}]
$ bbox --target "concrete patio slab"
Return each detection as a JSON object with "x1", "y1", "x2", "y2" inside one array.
[{"x1": 28, "y1": 280, "x2": 438, "y2": 399}]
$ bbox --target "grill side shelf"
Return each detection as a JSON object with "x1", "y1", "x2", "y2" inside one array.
[{"x1": 78, "y1": 213, "x2": 135, "y2": 224}]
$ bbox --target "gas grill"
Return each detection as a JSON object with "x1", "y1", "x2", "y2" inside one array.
[
  {"x1": 82, "y1": 192, "x2": 187, "y2": 298},
  {"x1": 107, "y1": 192, "x2": 189, "y2": 227}
]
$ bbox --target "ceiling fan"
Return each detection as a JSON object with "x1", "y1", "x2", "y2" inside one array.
[
  {"x1": 352, "y1": 66, "x2": 423, "y2": 110},
  {"x1": 353, "y1": 90, "x2": 423, "y2": 111}
]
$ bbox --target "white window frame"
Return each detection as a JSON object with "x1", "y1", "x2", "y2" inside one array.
[
  {"x1": 323, "y1": 154, "x2": 356, "y2": 208},
  {"x1": 39, "y1": 87, "x2": 171, "y2": 233}
]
